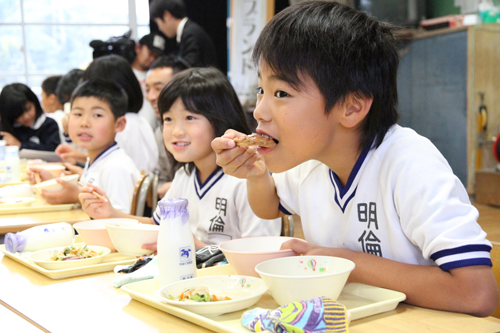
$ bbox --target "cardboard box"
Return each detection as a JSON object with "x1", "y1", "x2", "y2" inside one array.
[{"x1": 475, "y1": 170, "x2": 500, "y2": 206}]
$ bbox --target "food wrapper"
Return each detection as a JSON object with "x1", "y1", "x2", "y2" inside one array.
[
  {"x1": 241, "y1": 296, "x2": 350, "y2": 333},
  {"x1": 158, "y1": 198, "x2": 189, "y2": 225},
  {"x1": 113, "y1": 256, "x2": 159, "y2": 288}
]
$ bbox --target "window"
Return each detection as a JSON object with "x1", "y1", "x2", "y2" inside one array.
[{"x1": 0, "y1": 0, "x2": 150, "y2": 95}]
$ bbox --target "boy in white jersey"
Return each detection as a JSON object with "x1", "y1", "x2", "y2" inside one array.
[
  {"x1": 30, "y1": 79, "x2": 140, "y2": 213},
  {"x1": 212, "y1": 1, "x2": 498, "y2": 316}
]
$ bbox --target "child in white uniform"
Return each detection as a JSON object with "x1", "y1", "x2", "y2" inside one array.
[
  {"x1": 55, "y1": 55, "x2": 159, "y2": 172},
  {"x1": 79, "y1": 67, "x2": 281, "y2": 247},
  {"x1": 212, "y1": 2, "x2": 498, "y2": 316},
  {"x1": 29, "y1": 79, "x2": 140, "y2": 213}
]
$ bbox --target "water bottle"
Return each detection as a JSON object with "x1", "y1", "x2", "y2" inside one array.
[
  {"x1": 157, "y1": 198, "x2": 196, "y2": 288},
  {"x1": 4, "y1": 146, "x2": 21, "y2": 183},
  {"x1": 5, "y1": 222, "x2": 75, "y2": 253},
  {"x1": 0, "y1": 140, "x2": 6, "y2": 182}
]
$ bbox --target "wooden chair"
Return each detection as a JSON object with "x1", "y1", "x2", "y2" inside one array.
[
  {"x1": 281, "y1": 215, "x2": 294, "y2": 237},
  {"x1": 490, "y1": 241, "x2": 500, "y2": 318},
  {"x1": 130, "y1": 170, "x2": 158, "y2": 216}
]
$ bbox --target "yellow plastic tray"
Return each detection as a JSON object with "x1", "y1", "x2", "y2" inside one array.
[
  {"x1": 121, "y1": 265, "x2": 406, "y2": 333},
  {"x1": 0, "y1": 243, "x2": 137, "y2": 279}
]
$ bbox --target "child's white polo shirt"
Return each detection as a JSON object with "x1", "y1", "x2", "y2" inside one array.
[
  {"x1": 80, "y1": 143, "x2": 140, "y2": 214},
  {"x1": 273, "y1": 125, "x2": 491, "y2": 271}
]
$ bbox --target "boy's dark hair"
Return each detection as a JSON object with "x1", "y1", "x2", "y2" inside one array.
[
  {"x1": 158, "y1": 67, "x2": 251, "y2": 176},
  {"x1": 150, "y1": 55, "x2": 189, "y2": 74},
  {"x1": 252, "y1": 1, "x2": 400, "y2": 149},
  {"x1": 82, "y1": 54, "x2": 143, "y2": 113},
  {"x1": 0, "y1": 83, "x2": 44, "y2": 133},
  {"x1": 70, "y1": 79, "x2": 128, "y2": 119},
  {"x1": 42, "y1": 75, "x2": 62, "y2": 95},
  {"x1": 55, "y1": 69, "x2": 84, "y2": 105},
  {"x1": 150, "y1": 0, "x2": 187, "y2": 20}
]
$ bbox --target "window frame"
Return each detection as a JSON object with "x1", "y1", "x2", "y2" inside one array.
[{"x1": 0, "y1": 0, "x2": 149, "y2": 92}]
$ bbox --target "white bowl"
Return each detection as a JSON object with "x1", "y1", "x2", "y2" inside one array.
[
  {"x1": 34, "y1": 164, "x2": 66, "y2": 178},
  {"x1": 218, "y1": 236, "x2": 298, "y2": 277},
  {"x1": 157, "y1": 275, "x2": 268, "y2": 316},
  {"x1": 28, "y1": 245, "x2": 111, "y2": 270},
  {"x1": 105, "y1": 223, "x2": 159, "y2": 256},
  {"x1": 255, "y1": 255, "x2": 355, "y2": 305},
  {"x1": 33, "y1": 174, "x2": 79, "y2": 193},
  {"x1": 0, "y1": 184, "x2": 34, "y2": 198},
  {"x1": 0, "y1": 197, "x2": 36, "y2": 208},
  {"x1": 73, "y1": 218, "x2": 139, "y2": 252}
]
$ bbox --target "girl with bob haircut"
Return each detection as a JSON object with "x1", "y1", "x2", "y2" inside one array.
[
  {"x1": 0, "y1": 83, "x2": 60, "y2": 151},
  {"x1": 79, "y1": 67, "x2": 281, "y2": 248}
]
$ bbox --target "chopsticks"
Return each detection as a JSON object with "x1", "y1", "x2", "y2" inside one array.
[
  {"x1": 78, "y1": 182, "x2": 109, "y2": 202},
  {"x1": 34, "y1": 172, "x2": 42, "y2": 184}
]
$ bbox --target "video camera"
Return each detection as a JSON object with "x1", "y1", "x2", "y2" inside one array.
[{"x1": 89, "y1": 30, "x2": 136, "y2": 63}]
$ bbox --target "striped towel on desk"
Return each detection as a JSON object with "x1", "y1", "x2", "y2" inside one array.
[{"x1": 241, "y1": 296, "x2": 350, "y2": 333}]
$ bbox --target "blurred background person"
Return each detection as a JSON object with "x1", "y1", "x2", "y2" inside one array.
[
  {"x1": 150, "y1": 0, "x2": 217, "y2": 68},
  {"x1": 131, "y1": 32, "x2": 167, "y2": 130},
  {"x1": 145, "y1": 55, "x2": 189, "y2": 198},
  {"x1": 0, "y1": 83, "x2": 60, "y2": 151}
]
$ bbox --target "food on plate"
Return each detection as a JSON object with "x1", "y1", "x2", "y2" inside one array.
[
  {"x1": 233, "y1": 134, "x2": 276, "y2": 148},
  {"x1": 49, "y1": 245, "x2": 102, "y2": 261},
  {"x1": 167, "y1": 286, "x2": 232, "y2": 303}
]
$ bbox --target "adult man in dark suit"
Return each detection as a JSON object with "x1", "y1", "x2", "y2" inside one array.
[{"x1": 150, "y1": 0, "x2": 217, "y2": 68}]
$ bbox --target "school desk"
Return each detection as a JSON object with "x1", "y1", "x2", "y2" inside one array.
[{"x1": 0, "y1": 251, "x2": 499, "y2": 333}]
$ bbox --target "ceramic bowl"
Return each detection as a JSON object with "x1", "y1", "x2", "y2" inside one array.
[
  {"x1": 255, "y1": 255, "x2": 355, "y2": 305},
  {"x1": 218, "y1": 236, "x2": 298, "y2": 277},
  {"x1": 32, "y1": 174, "x2": 79, "y2": 193},
  {"x1": 73, "y1": 218, "x2": 139, "y2": 252},
  {"x1": 157, "y1": 275, "x2": 268, "y2": 316},
  {"x1": 34, "y1": 164, "x2": 66, "y2": 178},
  {"x1": 105, "y1": 222, "x2": 159, "y2": 256}
]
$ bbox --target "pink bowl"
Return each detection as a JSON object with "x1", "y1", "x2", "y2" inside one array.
[
  {"x1": 218, "y1": 236, "x2": 298, "y2": 277},
  {"x1": 73, "y1": 218, "x2": 139, "y2": 252}
]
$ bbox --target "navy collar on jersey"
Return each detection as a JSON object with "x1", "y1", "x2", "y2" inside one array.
[
  {"x1": 84, "y1": 142, "x2": 119, "y2": 173},
  {"x1": 194, "y1": 167, "x2": 224, "y2": 199},
  {"x1": 329, "y1": 140, "x2": 373, "y2": 212}
]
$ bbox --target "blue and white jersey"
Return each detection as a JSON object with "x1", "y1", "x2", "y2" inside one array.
[
  {"x1": 153, "y1": 167, "x2": 281, "y2": 245},
  {"x1": 274, "y1": 125, "x2": 492, "y2": 271},
  {"x1": 80, "y1": 143, "x2": 140, "y2": 214}
]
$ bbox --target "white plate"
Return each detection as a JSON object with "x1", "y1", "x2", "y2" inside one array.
[
  {"x1": 28, "y1": 245, "x2": 111, "y2": 270},
  {"x1": 0, "y1": 197, "x2": 35, "y2": 208},
  {"x1": 157, "y1": 275, "x2": 268, "y2": 316},
  {"x1": 33, "y1": 174, "x2": 79, "y2": 192}
]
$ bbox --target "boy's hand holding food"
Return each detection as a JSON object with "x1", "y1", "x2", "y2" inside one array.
[
  {"x1": 79, "y1": 184, "x2": 114, "y2": 219},
  {"x1": 211, "y1": 129, "x2": 269, "y2": 179}
]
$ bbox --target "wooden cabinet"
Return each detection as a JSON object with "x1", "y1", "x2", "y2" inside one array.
[{"x1": 397, "y1": 24, "x2": 500, "y2": 193}]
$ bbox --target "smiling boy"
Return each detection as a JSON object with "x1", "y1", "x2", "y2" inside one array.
[
  {"x1": 212, "y1": 1, "x2": 498, "y2": 316},
  {"x1": 32, "y1": 79, "x2": 140, "y2": 213}
]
